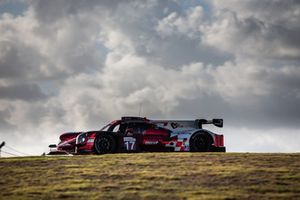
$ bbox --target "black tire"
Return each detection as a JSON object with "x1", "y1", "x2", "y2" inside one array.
[
  {"x1": 94, "y1": 134, "x2": 116, "y2": 154},
  {"x1": 189, "y1": 132, "x2": 212, "y2": 152}
]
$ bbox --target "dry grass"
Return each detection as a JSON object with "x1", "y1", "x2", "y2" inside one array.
[{"x1": 0, "y1": 153, "x2": 299, "y2": 199}]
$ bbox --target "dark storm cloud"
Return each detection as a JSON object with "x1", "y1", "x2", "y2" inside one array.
[
  {"x1": 0, "y1": 40, "x2": 40, "y2": 78},
  {"x1": 0, "y1": 108, "x2": 15, "y2": 132},
  {"x1": 0, "y1": 83, "x2": 46, "y2": 101},
  {"x1": 0, "y1": 41, "x2": 24, "y2": 78},
  {"x1": 30, "y1": 0, "x2": 120, "y2": 23},
  {"x1": 175, "y1": 91, "x2": 300, "y2": 130}
]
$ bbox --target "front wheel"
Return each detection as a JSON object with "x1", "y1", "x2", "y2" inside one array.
[
  {"x1": 94, "y1": 134, "x2": 116, "y2": 154},
  {"x1": 189, "y1": 132, "x2": 212, "y2": 152}
]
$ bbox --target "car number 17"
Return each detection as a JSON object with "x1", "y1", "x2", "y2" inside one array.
[{"x1": 123, "y1": 137, "x2": 136, "y2": 150}]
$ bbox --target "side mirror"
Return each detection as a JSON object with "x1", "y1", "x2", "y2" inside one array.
[{"x1": 49, "y1": 144, "x2": 57, "y2": 148}]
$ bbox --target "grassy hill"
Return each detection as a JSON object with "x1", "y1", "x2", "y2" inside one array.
[{"x1": 0, "y1": 153, "x2": 299, "y2": 199}]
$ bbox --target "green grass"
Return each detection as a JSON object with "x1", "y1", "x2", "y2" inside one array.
[{"x1": 0, "y1": 153, "x2": 299, "y2": 199}]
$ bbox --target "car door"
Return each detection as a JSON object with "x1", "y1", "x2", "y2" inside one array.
[{"x1": 122, "y1": 122, "x2": 144, "y2": 152}]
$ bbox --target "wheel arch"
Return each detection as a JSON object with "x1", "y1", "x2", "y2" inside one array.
[
  {"x1": 189, "y1": 129, "x2": 214, "y2": 151},
  {"x1": 93, "y1": 131, "x2": 119, "y2": 154},
  {"x1": 190, "y1": 129, "x2": 214, "y2": 141}
]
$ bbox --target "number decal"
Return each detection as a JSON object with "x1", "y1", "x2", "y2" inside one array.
[
  {"x1": 124, "y1": 137, "x2": 136, "y2": 151},
  {"x1": 124, "y1": 141, "x2": 135, "y2": 150}
]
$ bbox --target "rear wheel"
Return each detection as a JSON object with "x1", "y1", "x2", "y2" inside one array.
[
  {"x1": 189, "y1": 132, "x2": 212, "y2": 152},
  {"x1": 94, "y1": 134, "x2": 116, "y2": 154}
]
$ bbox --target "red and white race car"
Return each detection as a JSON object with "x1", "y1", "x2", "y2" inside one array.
[{"x1": 48, "y1": 116, "x2": 225, "y2": 155}]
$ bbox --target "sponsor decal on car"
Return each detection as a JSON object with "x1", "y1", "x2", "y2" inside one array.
[{"x1": 144, "y1": 141, "x2": 159, "y2": 145}]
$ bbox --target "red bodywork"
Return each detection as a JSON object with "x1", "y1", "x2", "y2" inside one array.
[{"x1": 49, "y1": 117, "x2": 226, "y2": 155}]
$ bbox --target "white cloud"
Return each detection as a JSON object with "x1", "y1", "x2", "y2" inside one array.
[{"x1": 156, "y1": 6, "x2": 204, "y2": 38}]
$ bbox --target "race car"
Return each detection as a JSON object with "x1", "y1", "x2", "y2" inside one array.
[{"x1": 48, "y1": 116, "x2": 225, "y2": 155}]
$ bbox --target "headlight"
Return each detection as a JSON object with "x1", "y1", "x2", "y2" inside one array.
[{"x1": 76, "y1": 133, "x2": 88, "y2": 144}]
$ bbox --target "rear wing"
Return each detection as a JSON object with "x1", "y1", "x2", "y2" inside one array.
[
  {"x1": 196, "y1": 119, "x2": 223, "y2": 128},
  {"x1": 152, "y1": 118, "x2": 223, "y2": 130}
]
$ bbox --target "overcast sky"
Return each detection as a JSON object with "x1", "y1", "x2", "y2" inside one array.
[{"x1": 0, "y1": 0, "x2": 300, "y2": 156}]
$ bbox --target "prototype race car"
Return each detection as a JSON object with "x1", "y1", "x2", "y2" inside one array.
[{"x1": 48, "y1": 116, "x2": 225, "y2": 155}]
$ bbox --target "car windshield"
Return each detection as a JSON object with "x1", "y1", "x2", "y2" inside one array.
[
  {"x1": 100, "y1": 123, "x2": 111, "y2": 131},
  {"x1": 100, "y1": 120, "x2": 120, "y2": 132}
]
